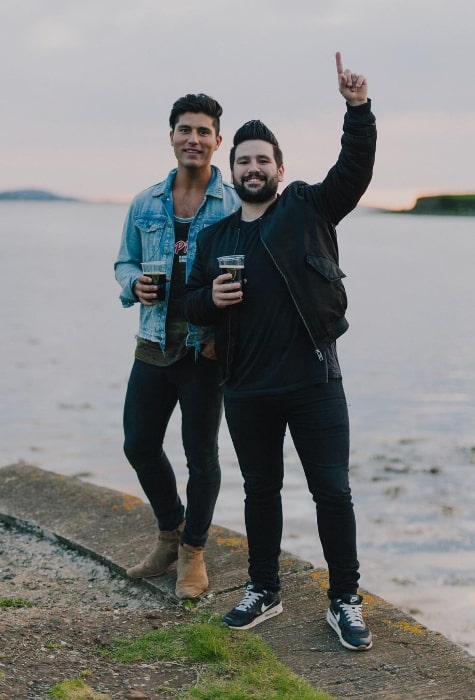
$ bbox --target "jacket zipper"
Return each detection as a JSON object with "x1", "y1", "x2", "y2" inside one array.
[{"x1": 259, "y1": 230, "x2": 324, "y2": 362}]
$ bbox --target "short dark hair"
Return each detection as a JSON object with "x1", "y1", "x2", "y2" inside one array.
[
  {"x1": 230, "y1": 120, "x2": 283, "y2": 169},
  {"x1": 169, "y1": 94, "x2": 223, "y2": 135}
]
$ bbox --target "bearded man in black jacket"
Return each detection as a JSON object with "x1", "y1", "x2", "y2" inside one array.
[{"x1": 184, "y1": 52, "x2": 376, "y2": 651}]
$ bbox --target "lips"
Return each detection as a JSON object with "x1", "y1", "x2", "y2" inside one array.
[{"x1": 244, "y1": 175, "x2": 265, "y2": 183}]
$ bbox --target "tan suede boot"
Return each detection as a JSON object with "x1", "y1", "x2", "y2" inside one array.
[
  {"x1": 126, "y1": 523, "x2": 184, "y2": 579},
  {"x1": 175, "y1": 543, "x2": 209, "y2": 599}
]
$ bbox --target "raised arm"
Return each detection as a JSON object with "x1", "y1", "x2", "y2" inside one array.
[
  {"x1": 309, "y1": 52, "x2": 375, "y2": 225},
  {"x1": 336, "y1": 51, "x2": 368, "y2": 106}
]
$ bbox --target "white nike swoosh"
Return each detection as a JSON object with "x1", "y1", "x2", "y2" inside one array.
[{"x1": 260, "y1": 602, "x2": 276, "y2": 613}]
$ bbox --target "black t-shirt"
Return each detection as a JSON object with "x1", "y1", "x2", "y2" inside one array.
[
  {"x1": 224, "y1": 219, "x2": 341, "y2": 398},
  {"x1": 135, "y1": 217, "x2": 190, "y2": 366}
]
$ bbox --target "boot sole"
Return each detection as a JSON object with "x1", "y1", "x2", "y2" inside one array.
[
  {"x1": 126, "y1": 560, "x2": 178, "y2": 579},
  {"x1": 175, "y1": 582, "x2": 209, "y2": 600}
]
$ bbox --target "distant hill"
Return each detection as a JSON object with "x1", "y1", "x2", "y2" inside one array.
[
  {"x1": 387, "y1": 193, "x2": 475, "y2": 216},
  {"x1": 0, "y1": 189, "x2": 80, "y2": 201}
]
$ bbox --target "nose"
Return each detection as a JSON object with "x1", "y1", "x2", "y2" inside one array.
[{"x1": 246, "y1": 167, "x2": 263, "y2": 177}]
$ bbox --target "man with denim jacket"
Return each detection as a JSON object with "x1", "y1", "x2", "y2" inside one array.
[
  {"x1": 184, "y1": 55, "x2": 376, "y2": 648},
  {"x1": 114, "y1": 94, "x2": 240, "y2": 599}
]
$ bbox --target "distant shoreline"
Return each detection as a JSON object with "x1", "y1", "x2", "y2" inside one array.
[
  {"x1": 380, "y1": 193, "x2": 475, "y2": 216},
  {"x1": 0, "y1": 189, "x2": 122, "y2": 204},
  {"x1": 0, "y1": 189, "x2": 80, "y2": 202},
  {"x1": 1, "y1": 189, "x2": 475, "y2": 216}
]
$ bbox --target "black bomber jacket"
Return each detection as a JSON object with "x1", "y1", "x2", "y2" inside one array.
[{"x1": 183, "y1": 100, "x2": 376, "y2": 382}]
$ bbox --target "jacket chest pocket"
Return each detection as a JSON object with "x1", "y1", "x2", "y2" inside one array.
[{"x1": 136, "y1": 216, "x2": 170, "y2": 260}]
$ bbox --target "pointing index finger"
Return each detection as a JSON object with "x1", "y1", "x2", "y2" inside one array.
[{"x1": 335, "y1": 51, "x2": 344, "y2": 76}]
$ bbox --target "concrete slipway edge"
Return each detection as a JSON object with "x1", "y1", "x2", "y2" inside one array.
[{"x1": 0, "y1": 463, "x2": 473, "y2": 700}]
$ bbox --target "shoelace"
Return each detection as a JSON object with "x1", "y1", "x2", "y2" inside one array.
[
  {"x1": 235, "y1": 589, "x2": 264, "y2": 612},
  {"x1": 340, "y1": 602, "x2": 364, "y2": 626}
]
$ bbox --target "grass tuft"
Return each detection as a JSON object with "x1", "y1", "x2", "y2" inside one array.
[
  {"x1": 0, "y1": 597, "x2": 34, "y2": 608},
  {"x1": 47, "y1": 677, "x2": 110, "y2": 699},
  {"x1": 104, "y1": 612, "x2": 335, "y2": 700}
]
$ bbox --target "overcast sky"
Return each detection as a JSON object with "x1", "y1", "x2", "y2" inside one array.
[{"x1": 1, "y1": 0, "x2": 474, "y2": 208}]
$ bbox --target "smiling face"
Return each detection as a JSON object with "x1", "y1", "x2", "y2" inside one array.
[
  {"x1": 170, "y1": 112, "x2": 222, "y2": 171},
  {"x1": 231, "y1": 140, "x2": 284, "y2": 203}
]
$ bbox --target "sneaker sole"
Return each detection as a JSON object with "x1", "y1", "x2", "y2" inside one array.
[
  {"x1": 224, "y1": 602, "x2": 283, "y2": 631},
  {"x1": 326, "y1": 609, "x2": 373, "y2": 651}
]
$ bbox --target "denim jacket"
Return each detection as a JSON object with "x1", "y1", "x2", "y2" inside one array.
[{"x1": 114, "y1": 165, "x2": 240, "y2": 352}]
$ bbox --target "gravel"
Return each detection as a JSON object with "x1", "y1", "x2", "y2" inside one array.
[{"x1": 0, "y1": 521, "x2": 198, "y2": 699}]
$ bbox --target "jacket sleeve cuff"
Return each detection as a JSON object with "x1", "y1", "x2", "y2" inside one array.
[
  {"x1": 119, "y1": 278, "x2": 139, "y2": 307},
  {"x1": 346, "y1": 98, "x2": 372, "y2": 114},
  {"x1": 344, "y1": 99, "x2": 375, "y2": 131}
]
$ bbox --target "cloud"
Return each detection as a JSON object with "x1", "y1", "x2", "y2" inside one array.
[{"x1": 1, "y1": 0, "x2": 474, "y2": 205}]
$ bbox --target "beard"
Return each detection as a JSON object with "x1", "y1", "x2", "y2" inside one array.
[{"x1": 233, "y1": 174, "x2": 279, "y2": 203}]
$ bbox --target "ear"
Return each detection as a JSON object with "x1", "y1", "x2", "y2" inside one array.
[
  {"x1": 169, "y1": 129, "x2": 174, "y2": 145},
  {"x1": 278, "y1": 164, "x2": 285, "y2": 182},
  {"x1": 214, "y1": 134, "x2": 223, "y2": 151}
]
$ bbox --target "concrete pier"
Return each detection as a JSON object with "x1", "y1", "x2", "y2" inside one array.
[{"x1": 0, "y1": 463, "x2": 473, "y2": 699}]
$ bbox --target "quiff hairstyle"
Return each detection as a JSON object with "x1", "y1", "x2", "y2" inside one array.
[
  {"x1": 229, "y1": 120, "x2": 283, "y2": 169},
  {"x1": 169, "y1": 93, "x2": 223, "y2": 135}
]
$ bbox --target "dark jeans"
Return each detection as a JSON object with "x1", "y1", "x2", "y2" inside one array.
[
  {"x1": 224, "y1": 379, "x2": 360, "y2": 598},
  {"x1": 123, "y1": 352, "x2": 222, "y2": 548}
]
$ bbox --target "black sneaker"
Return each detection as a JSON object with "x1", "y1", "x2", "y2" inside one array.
[
  {"x1": 326, "y1": 593, "x2": 373, "y2": 651},
  {"x1": 222, "y1": 582, "x2": 283, "y2": 630}
]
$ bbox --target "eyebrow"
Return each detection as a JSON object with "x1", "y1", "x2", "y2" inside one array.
[
  {"x1": 178, "y1": 124, "x2": 212, "y2": 132},
  {"x1": 236, "y1": 154, "x2": 273, "y2": 161}
]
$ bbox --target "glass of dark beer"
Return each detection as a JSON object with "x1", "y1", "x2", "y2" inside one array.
[
  {"x1": 141, "y1": 261, "x2": 167, "y2": 301},
  {"x1": 217, "y1": 255, "x2": 245, "y2": 286}
]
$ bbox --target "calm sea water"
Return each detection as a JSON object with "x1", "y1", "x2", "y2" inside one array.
[{"x1": 1, "y1": 201, "x2": 474, "y2": 654}]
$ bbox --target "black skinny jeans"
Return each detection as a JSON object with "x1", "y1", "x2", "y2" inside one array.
[
  {"x1": 224, "y1": 379, "x2": 360, "y2": 599},
  {"x1": 123, "y1": 352, "x2": 222, "y2": 548}
]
